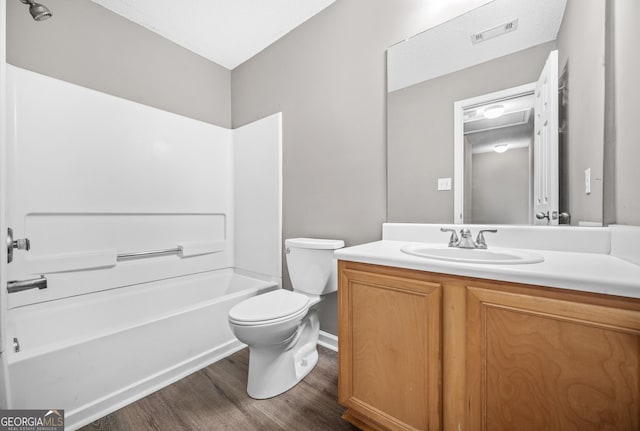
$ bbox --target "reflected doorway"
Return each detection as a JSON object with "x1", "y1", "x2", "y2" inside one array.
[{"x1": 463, "y1": 92, "x2": 535, "y2": 224}]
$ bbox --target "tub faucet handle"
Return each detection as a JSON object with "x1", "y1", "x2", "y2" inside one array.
[
  {"x1": 440, "y1": 228, "x2": 459, "y2": 247},
  {"x1": 475, "y1": 229, "x2": 497, "y2": 249}
]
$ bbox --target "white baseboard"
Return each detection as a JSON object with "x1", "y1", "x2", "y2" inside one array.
[
  {"x1": 317, "y1": 330, "x2": 338, "y2": 352},
  {"x1": 66, "y1": 340, "x2": 246, "y2": 431}
]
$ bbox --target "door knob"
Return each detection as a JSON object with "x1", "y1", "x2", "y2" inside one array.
[
  {"x1": 535, "y1": 211, "x2": 550, "y2": 221},
  {"x1": 7, "y1": 228, "x2": 31, "y2": 264},
  {"x1": 559, "y1": 212, "x2": 571, "y2": 224}
]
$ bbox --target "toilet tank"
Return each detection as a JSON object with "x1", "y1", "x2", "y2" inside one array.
[{"x1": 285, "y1": 238, "x2": 345, "y2": 296}]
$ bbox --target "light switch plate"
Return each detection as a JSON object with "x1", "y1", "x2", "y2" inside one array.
[
  {"x1": 438, "y1": 177, "x2": 452, "y2": 191},
  {"x1": 585, "y1": 168, "x2": 591, "y2": 195}
]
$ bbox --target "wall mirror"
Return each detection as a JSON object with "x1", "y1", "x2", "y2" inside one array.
[
  {"x1": 455, "y1": 82, "x2": 538, "y2": 225},
  {"x1": 387, "y1": 0, "x2": 606, "y2": 226}
]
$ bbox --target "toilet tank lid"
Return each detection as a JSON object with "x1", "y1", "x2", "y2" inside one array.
[{"x1": 285, "y1": 238, "x2": 345, "y2": 250}]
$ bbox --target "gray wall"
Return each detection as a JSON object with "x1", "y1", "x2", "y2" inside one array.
[
  {"x1": 231, "y1": 0, "x2": 446, "y2": 335},
  {"x1": 6, "y1": 0, "x2": 231, "y2": 127},
  {"x1": 613, "y1": 0, "x2": 640, "y2": 225},
  {"x1": 471, "y1": 147, "x2": 530, "y2": 225},
  {"x1": 387, "y1": 42, "x2": 555, "y2": 223},
  {"x1": 556, "y1": 0, "x2": 605, "y2": 224}
]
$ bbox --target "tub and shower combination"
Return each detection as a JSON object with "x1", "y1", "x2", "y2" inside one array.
[
  {"x1": 3, "y1": 66, "x2": 283, "y2": 430},
  {"x1": 7, "y1": 270, "x2": 277, "y2": 429}
]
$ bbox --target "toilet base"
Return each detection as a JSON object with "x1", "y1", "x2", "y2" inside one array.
[{"x1": 246, "y1": 309, "x2": 320, "y2": 399}]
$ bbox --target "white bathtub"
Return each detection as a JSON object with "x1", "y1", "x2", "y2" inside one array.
[{"x1": 6, "y1": 268, "x2": 278, "y2": 430}]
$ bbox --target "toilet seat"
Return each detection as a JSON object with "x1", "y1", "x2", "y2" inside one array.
[{"x1": 229, "y1": 289, "x2": 310, "y2": 326}]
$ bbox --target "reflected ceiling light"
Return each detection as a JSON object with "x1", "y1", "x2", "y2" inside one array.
[
  {"x1": 494, "y1": 144, "x2": 509, "y2": 153},
  {"x1": 483, "y1": 104, "x2": 505, "y2": 119}
]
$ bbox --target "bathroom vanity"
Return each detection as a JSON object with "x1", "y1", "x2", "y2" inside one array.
[{"x1": 336, "y1": 224, "x2": 640, "y2": 431}]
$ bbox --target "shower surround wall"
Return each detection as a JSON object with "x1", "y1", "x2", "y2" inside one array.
[{"x1": 3, "y1": 65, "x2": 282, "y2": 430}]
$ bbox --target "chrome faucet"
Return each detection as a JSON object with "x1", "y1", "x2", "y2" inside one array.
[
  {"x1": 474, "y1": 229, "x2": 497, "y2": 249},
  {"x1": 457, "y1": 228, "x2": 477, "y2": 249},
  {"x1": 440, "y1": 227, "x2": 497, "y2": 249},
  {"x1": 440, "y1": 228, "x2": 459, "y2": 247}
]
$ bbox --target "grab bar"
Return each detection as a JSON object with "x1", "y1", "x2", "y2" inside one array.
[
  {"x1": 117, "y1": 246, "x2": 183, "y2": 261},
  {"x1": 7, "y1": 276, "x2": 47, "y2": 294}
]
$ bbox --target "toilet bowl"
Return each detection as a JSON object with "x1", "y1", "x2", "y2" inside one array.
[{"x1": 228, "y1": 238, "x2": 344, "y2": 399}]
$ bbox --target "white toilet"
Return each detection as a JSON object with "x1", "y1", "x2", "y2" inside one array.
[{"x1": 228, "y1": 237, "x2": 344, "y2": 399}]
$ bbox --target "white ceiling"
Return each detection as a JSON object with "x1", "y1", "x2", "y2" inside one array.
[
  {"x1": 464, "y1": 92, "x2": 534, "y2": 125},
  {"x1": 465, "y1": 93, "x2": 535, "y2": 154},
  {"x1": 387, "y1": 0, "x2": 567, "y2": 92},
  {"x1": 90, "y1": 0, "x2": 336, "y2": 70}
]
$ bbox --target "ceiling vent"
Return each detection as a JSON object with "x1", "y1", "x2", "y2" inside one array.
[{"x1": 471, "y1": 19, "x2": 519, "y2": 45}]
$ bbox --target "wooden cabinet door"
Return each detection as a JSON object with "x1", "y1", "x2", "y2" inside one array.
[
  {"x1": 338, "y1": 262, "x2": 442, "y2": 431},
  {"x1": 466, "y1": 284, "x2": 640, "y2": 431}
]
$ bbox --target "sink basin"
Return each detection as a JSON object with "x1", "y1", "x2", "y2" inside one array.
[{"x1": 401, "y1": 244, "x2": 544, "y2": 265}]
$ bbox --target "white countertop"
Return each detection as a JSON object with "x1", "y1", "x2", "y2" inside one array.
[{"x1": 334, "y1": 240, "x2": 640, "y2": 299}]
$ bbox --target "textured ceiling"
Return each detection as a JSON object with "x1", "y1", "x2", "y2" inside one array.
[
  {"x1": 90, "y1": 0, "x2": 336, "y2": 70},
  {"x1": 388, "y1": 0, "x2": 567, "y2": 92}
]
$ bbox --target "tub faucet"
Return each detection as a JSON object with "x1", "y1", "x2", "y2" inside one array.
[{"x1": 440, "y1": 227, "x2": 497, "y2": 249}]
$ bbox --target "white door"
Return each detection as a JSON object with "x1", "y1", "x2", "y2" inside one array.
[
  {"x1": 0, "y1": 3, "x2": 11, "y2": 407},
  {"x1": 533, "y1": 50, "x2": 559, "y2": 225}
]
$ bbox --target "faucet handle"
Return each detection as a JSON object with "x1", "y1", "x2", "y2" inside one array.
[
  {"x1": 475, "y1": 229, "x2": 497, "y2": 249},
  {"x1": 440, "y1": 228, "x2": 459, "y2": 247}
]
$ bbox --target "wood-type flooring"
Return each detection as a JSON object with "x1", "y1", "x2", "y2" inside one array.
[{"x1": 81, "y1": 346, "x2": 358, "y2": 431}]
